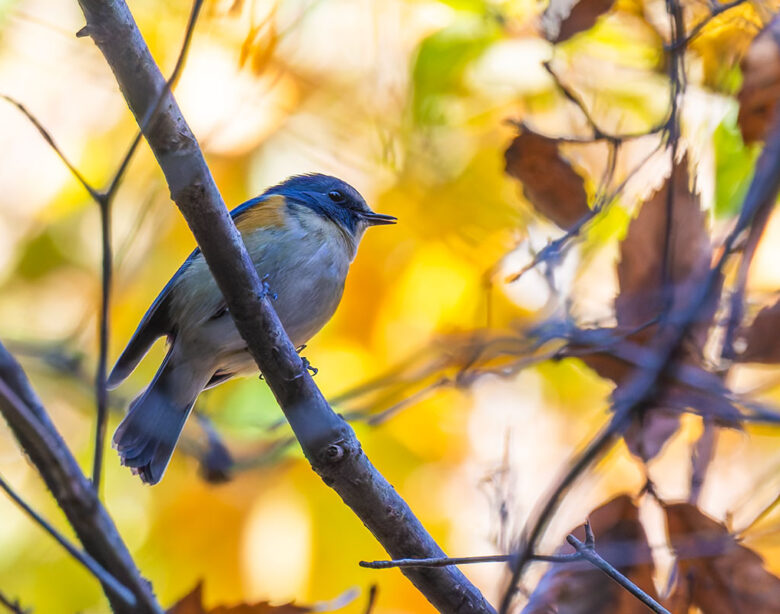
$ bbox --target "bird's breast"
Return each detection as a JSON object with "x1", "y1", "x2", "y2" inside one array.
[
  {"x1": 243, "y1": 224, "x2": 350, "y2": 345},
  {"x1": 170, "y1": 208, "x2": 353, "y2": 351}
]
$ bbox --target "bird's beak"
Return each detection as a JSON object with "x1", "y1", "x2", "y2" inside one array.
[{"x1": 361, "y1": 211, "x2": 397, "y2": 226}]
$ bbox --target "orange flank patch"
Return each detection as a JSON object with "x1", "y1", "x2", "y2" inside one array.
[{"x1": 234, "y1": 194, "x2": 287, "y2": 233}]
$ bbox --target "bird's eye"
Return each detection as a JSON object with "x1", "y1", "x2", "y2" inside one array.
[{"x1": 328, "y1": 190, "x2": 346, "y2": 203}]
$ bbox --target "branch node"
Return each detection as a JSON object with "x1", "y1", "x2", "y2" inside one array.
[{"x1": 325, "y1": 442, "x2": 345, "y2": 463}]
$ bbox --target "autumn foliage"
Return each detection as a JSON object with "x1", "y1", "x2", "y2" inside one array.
[{"x1": 2, "y1": 0, "x2": 780, "y2": 613}]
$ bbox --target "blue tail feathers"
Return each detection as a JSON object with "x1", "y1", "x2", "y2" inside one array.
[{"x1": 112, "y1": 354, "x2": 196, "y2": 485}]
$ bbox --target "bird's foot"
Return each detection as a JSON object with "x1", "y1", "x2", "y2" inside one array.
[
  {"x1": 296, "y1": 344, "x2": 306, "y2": 354},
  {"x1": 259, "y1": 273, "x2": 278, "y2": 301},
  {"x1": 300, "y1": 356, "x2": 318, "y2": 377}
]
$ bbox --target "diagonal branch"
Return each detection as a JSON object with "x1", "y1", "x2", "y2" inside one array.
[
  {"x1": 0, "y1": 95, "x2": 100, "y2": 200},
  {"x1": 74, "y1": 1, "x2": 494, "y2": 612},
  {"x1": 0, "y1": 343, "x2": 163, "y2": 614},
  {"x1": 0, "y1": 591, "x2": 28, "y2": 614},
  {"x1": 565, "y1": 524, "x2": 669, "y2": 614},
  {"x1": 0, "y1": 472, "x2": 135, "y2": 607},
  {"x1": 363, "y1": 523, "x2": 670, "y2": 614}
]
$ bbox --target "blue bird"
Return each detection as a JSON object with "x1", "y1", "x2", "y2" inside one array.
[{"x1": 108, "y1": 174, "x2": 396, "y2": 484}]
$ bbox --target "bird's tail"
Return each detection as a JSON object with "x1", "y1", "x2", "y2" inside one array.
[{"x1": 113, "y1": 350, "x2": 202, "y2": 485}]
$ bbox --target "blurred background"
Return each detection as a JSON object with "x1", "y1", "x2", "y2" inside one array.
[{"x1": 1, "y1": 0, "x2": 780, "y2": 612}]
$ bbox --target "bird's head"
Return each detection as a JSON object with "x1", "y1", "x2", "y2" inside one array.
[{"x1": 266, "y1": 174, "x2": 396, "y2": 245}]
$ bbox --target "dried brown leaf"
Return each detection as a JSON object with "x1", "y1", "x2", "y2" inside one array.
[
  {"x1": 735, "y1": 298, "x2": 780, "y2": 363},
  {"x1": 665, "y1": 503, "x2": 780, "y2": 614},
  {"x1": 523, "y1": 495, "x2": 659, "y2": 614},
  {"x1": 168, "y1": 583, "x2": 311, "y2": 614},
  {"x1": 580, "y1": 160, "x2": 725, "y2": 461},
  {"x1": 543, "y1": 0, "x2": 617, "y2": 44},
  {"x1": 505, "y1": 128, "x2": 589, "y2": 229},
  {"x1": 615, "y1": 161, "x2": 712, "y2": 336},
  {"x1": 738, "y1": 16, "x2": 780, "y2": 144}
]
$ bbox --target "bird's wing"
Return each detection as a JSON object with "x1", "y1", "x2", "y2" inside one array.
[
  {"x1": 107, "y1": 250, "x2": 198, "y2": 389},
  {"x1": 107, "y1": 194, "x2": 287, "y2": 389}
]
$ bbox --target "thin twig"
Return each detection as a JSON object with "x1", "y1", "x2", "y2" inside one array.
[
  {"x1": 92, "y1": 194, "x2": 112, "y2": 490},
  {"x1": 102, "y1": 0, "x2": 204, "y2": 203},
  {"x1": 566, "y1": 524, "x2": 670, "y2": 614},
  {"x1": 505, "y1": 140, "x2": 663, "y2": 284},
  {"x1": 360, "y1": 552, "x2": 580, "y2": 569},
  {"x1": 0, "y1": 591, "x2": 28, "y2": 614},
  {"x1": 0, "y1": 95, "x2": 100, "y2": 200},
  {"x1": 0, "y1": 343, "x2": 163, "y2": 614},
  {"x1": 364, "y1": 524, "x2": 670, "y2": 614},
  {"x1": 362, "y1": 585, "x2": 378, "y2": 614},
  {"x1": 90, "y1": 0, "x2": 205, "y2": 490},
  {"x1": 541, "y1": 63, "x2": 666, "y2": 143},
  {"x1": 2, "y1": 0, "x2": 205, "y2": 490},
  {"x1": 0, "y1": 472, "x2": 135, "y2": 607},
  {"x1": 666, "y1": 0, "x2": 751, "y2": 50}
]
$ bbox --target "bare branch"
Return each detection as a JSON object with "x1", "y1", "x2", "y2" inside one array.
[
  {"x1": 542, "y1": 63, "x2": 665, "y2": 143},
  {"x1": 0, "y1": 95, "x2": 100, "y2": 200},
  {"x1": 362, "y1": 554, "x2": 515, "y2": 569},
  {"x1": 364, "y1": 524, "x2": 670, "y2": 614},
  {"x1": 0, "y1": 591, "x2": 29, "y2": 614},
  {"x1": 91, "y1": 0, "x2": 205, "y2": 491},
  {"x1": 360, "y1": 552, "x2": 580, "y2": 569},
  {"x1": 5, "y1": 0, "x2": 205, "y2": 491},
  {"x1": 0, "y1": 343, "x2": 163, "y2": 614},
  {"x1": 363, "y1": 585, "x2": 378, "y2": 614},
  {"x1": 666, "y1": 0, "x2": 752, "y2": 51},
  {"x1": 0, "y1": 473, "x2": 135, "y2": 607},
  {"x1": 101, "y1": 0, "x2": 203, "y2": 203},
  {"x1": 566, "y1": 525, "x2": 670, "y2": 614},
  {"x1": 91, "y1": 196, "x2": 112, "y2": 491},
  {"x1": 505, "y1": 140, "x2": 663, "y2": 284},
  {"x1": 74, "y1": 1, "x2": 493, "y2": 611}
]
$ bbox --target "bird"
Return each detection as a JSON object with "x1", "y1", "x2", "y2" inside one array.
[{"x1": 107, "y1": 173, "x2": 396, "y2": 485}]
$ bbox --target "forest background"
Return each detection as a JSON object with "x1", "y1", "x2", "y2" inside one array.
[{"x1": 1, "y1": 0, "x2": 780, "y2": 612}]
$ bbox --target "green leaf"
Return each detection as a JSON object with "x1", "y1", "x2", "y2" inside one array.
[
  {"x1": 16, "y1": 230, "x2": 69, "y2": 279},
  {"x1": 714, "y1": 107, "x2": 760, "y2": 219},
  {"x1": 411, "y1": 17, "x2": 499, "y2": 125}
]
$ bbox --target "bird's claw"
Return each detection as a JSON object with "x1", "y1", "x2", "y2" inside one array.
[
  {"x1": 259, "y1": 273, "x2": 278, "y2": 301},
  {"x1": 301, "y1": 356, "x2": 318, "y2": 377}
]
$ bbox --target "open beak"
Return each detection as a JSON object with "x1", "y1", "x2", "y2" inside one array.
[{"x1": 361, "y1": 211, "x2": 397, "y2": 226}]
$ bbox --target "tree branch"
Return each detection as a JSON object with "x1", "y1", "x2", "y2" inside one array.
[
  {"x1": 0, "y1": 343, "x2": 163, "y2": 614},
  {"x1": 360, "y1": 552, "x2": 581, "y2": 568},
  {"x1": 565, "y1": 524, "x2": 669, "y2": 614},
  {"x1": 362, "y1": 524, "x2": 671, "y2": 614},
  {"x1": 0, "y1": 473, "x2": 135, "y2": 607},
  {"x1": 74, "y1": 1, "x2": 494, "y2": 612},
  {"x1": 0, "y1": 590, "x2": 28, "y2": 614}
]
